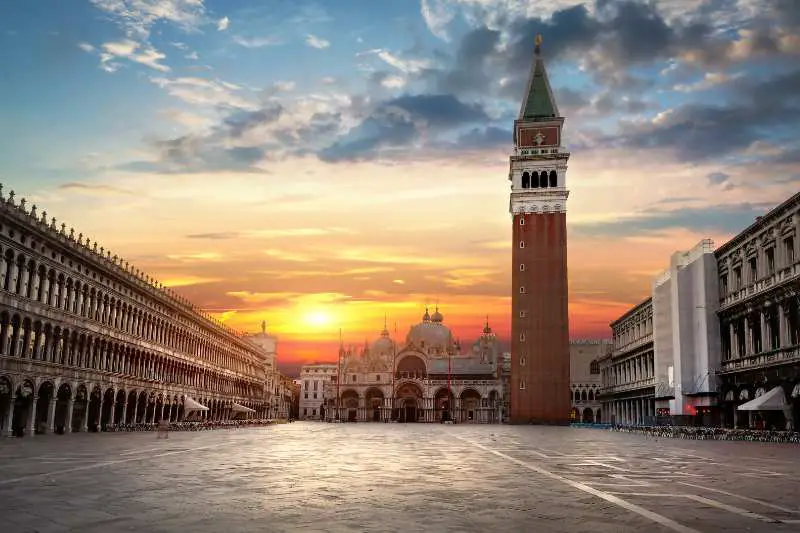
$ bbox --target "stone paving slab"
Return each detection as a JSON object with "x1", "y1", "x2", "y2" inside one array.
[{"x1": 0, "y1": 424, "x2": 798, "y2": 532}]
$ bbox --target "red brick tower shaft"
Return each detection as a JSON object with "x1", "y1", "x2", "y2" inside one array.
[{"x1": 508, "y1": 34, "x2": 571, "y2": 424}]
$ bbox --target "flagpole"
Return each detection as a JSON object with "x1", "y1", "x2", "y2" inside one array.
[
  {"x1": 391, "y1": 321, "x2": 398, "y2": 422},
  {"x1": 336, "y1": 327, "x2": 342, "y2": 421}
]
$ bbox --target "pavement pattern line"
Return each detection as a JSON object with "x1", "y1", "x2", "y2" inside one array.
[
  {"x1": 608, "y1": 491, "x2": 780, "y2": 524},
  {"x1": 0, "y1": 441, "x2": 230, "y2": 486},
  {"x1": 677, "y1": 481, "x2": 800, "y2": 514},
  {"x1": 454, "y1": 436, "x2": 702, "y2": 533}
]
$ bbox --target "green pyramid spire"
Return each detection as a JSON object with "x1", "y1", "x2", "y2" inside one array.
[{"x1": 518, "y1": 34, "x2": 559, "y2": 121}]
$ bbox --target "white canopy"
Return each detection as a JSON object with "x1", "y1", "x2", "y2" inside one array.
[
  {"x1": 231, "y1": 402, "x2": 256, "y2": 413},
  {"x1": 737, "y1": 386, "x2": 788, "y2": 411},
  {"x1": 184, "y1": 396, "x2": 209, "y2": 412}
]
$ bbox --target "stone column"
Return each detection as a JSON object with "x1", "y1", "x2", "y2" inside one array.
[
  {"x1": 729, "y1": 322, "x2": 737, "y2": 359},
  {"x1": 778, "y1": 302, "x2": 787, "y2": 348},
  {"x1": 96, "y1": 397, "x2": 104, "y2": 429},
  {"x1": 8, "y1": 262, "x2": 19, "y2": 294},
  {"x1": 65, "y1": 398, "x2": 74, "y2": 433},
  {"x1": 745, "y1": 316, "x2": 752, "y2": 355},
  {"x1": 760, "y1": 311, "x2": 768, "y2": 352},
  {"x1": 47, "y1": 397, "x2": 56, "y2": 433},
  {"x1": 81, "y1": 403, "x2": 89, "y2": 432},
  {"x1": 27, "y1": 396, "x2": 38, "y2": 437},
  {"x1": 4, "y1": 395, "x2": 15, "y2": 437}
]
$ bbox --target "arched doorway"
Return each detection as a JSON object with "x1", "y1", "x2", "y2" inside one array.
[
  {"x1": 126, "y1": 391, "x2": 137, "y2": 423},
  {"x1": 365, "y1": 387, "x2": 384, "y2": 422},
  {"x1": 54, "y1": 383, "x2": 72, "y2": 434},
  {"x1": 0, "y1": 376, "x2": 12, "y2": 435},
  {"x1": 460, "y1": 389, "x2": 481, "y2": 422},
  {"x1": 35, "y1": 382, "x2": 55, "y2": 434},
  {"x1": 341, "y1": 390, "x2": 359, "y2": 422},
  {"x1": 72, "y1": 385, "x2": 88, "y2": 432},
  {"x1": 136, "y1": 391, "x2": 147, "y2": 423},
  {"x1": 435, "y1": 388, "x2": 454, "y2": 422},
  {"x1": 395, "y1": 382, "x2": 423, "y2": 422},
  {"x1": 596, "y1": 408, "x2": 602, "y2": 424},
  {"x1": 101, "y1": 388, "x2": 114, "y2": 430},
  {"x1": 582, "y1": 407, "x2": 594, "y2": 423},
  {"x1": 12, "y1": 380, "x2": 35, "y2": 436},
  {"x1": 114, "y1": 390, "x2": 126, "y2": 426}
]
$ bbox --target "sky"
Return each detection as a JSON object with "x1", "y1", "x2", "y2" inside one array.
[{"x1": 1, "y1": 0, "x2": 799, "y2": 374}]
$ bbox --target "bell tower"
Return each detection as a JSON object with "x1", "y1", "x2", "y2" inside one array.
[{"x1": 508, "y1": 35, "x2": 571, "y2": 424}]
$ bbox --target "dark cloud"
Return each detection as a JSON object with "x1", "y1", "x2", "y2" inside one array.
[
  {"x1": 318, "y1": 94, "x2": 489, "y2": 162},
  {"x1": 119, "y1": 136, "x2": 268, "y2": 174},
  {"x1": 607, "y1": 68, "x2": 800, "y2": 162},
  {"x1": 223, "y1": 104, "x2": 283, "y2": 138},
  {"x1": 573, "y1": 202, "x2": 777, "y2": 237},
  {"x1": 707, "y1": 172, "x2": 734, "y2": 190}
]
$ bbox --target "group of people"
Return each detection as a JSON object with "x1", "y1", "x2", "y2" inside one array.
[
  {"x1": 105, "y1": 419, "x2": 280, "y2": 433},
  {"x1": 610, "y1": 425, "x2": 800, "y2": 443}
]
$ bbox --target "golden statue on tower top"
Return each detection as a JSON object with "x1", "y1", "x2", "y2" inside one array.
[{"x1": 534, "y1": 33, "x2": 543, "y2": 56}]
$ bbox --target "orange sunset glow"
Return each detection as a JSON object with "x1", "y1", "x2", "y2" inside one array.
[{"x1": 7, "y1": 0, "x2": 798, "y2": 375}]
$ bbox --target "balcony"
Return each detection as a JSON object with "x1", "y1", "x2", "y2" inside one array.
[
  {"x1": 720, "y1": 262, "x2": 800, "y2": 309},
  {"x1": 598, "y1": 376, "x2": 655, "y2": 396},
  {"x1": 612, "y1": 333, "x2": 653, "y2": 356},
  {"x1": 720, "y1": 345, "x2": 800, "y2": 374}
]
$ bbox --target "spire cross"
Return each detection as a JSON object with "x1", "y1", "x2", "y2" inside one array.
[{"x1": 534, "y1": 33, "x2": 543, "y2": 56}]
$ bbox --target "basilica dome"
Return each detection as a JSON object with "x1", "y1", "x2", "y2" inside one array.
[{"x1": 406, "y1": 307, "x2": 454, "y2": 353}]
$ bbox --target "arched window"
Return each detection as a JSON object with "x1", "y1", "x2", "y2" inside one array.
[
  {"x1": 573, "y1": 390, "x2": 580, "y2": 402},
  {"x1": 588, "y1": 390, "x2": 594, "y2": 401},
  {"x1": 549, "y1": 170, "x2": 557, "y2": 187},
  {"x1": 581, "y1": 390, "x2": 587, "y2": 402},
  {"x1": 521, "y1": 171, "x2": 530, "y2": 189},
  {"x1": 539, "y1": 172, "x2": 548, "y2": 188},
  {"x1": 531, "y1": 172, "x2": 539, "y2": 188}
]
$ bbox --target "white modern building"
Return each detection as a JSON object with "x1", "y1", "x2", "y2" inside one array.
[
  {"x1": 652, "y1": 239, "x2": 723, "y2": 424},
  {"x1": 299, "y1": 362, "x2": 337, "y2": 420}
]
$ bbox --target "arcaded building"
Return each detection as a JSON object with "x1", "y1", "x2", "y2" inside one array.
[
  {"x1": 716, "y1": 192, "x2": 800, "y2": 429},
  {"x1": 509, "y1": 35, "x2": 571, "y2": 424},
  {"x1": 324, "y1": 308, "x2": 503, "y2": 423},
  {"x1": 569, "y1": 340, "x2": 610, "y2": 424},
  {"x1": 598, "y1": 299, "x2": 656, "y2": 425},
  {"x1": 0, "y1": 186, "x2": 269, "y2": 436}
]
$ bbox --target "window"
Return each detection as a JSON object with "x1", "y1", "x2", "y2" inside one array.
[
  {"x1": 313, "y1": 393, "x2": 317, "y2": 399},
  {"x1": 749, "y1": 257, "x2": 757, "y2": 282},
  {"x1": 304, "y1": 393, "x2": 308, "y2": 399},
  {"x1": 376, "y1": 374, "x2": 380, "y2": 381},
  {"x1": 520, "y1": 356, "x2": 526, "y2": 366},
  {"x1": 734, "y1": 266, "x2": 742, "y2": 288},
  {"x1": 590, "y1": 361, "x2": 599, "y2": 374},
  {"x1": 312, "y1": 409, "x2": 316, "y2": 416},
  {"x1": 519, "y1": 286, "x2": 526, "y2": 294},
  {"x1": 720, "y1": 274, "x2": 728, "y2": 295},
  {"x1": 303, "y1": 408, "x2": 307, "y2": 416},
  {"x1": 519, "y1": 218, "x2": 525, "y2": 225},
  {"x1": 519, "y1": 241, "x2": 526, "y2": 248},
  {"x1": 519, "y1": 380, "x2": 526, "y2": 390},
  {"x1": 519, "y1": 310, "x2": 527, "y2": 318},
  {"x1": 785, "y1": 237, "x2": 795, "y2": 264},
  {"x1": 351, "y1": 375, "x2": 357, "y2": 382},
  {"x1": 519, "y1": 333, "x2": 526, "y2": 342},
  {"x1": 766, "y1": 247, "x2": 775, "y2": 273},
  {"x1": 520, "y1": 263, "x2": 526, "y2": 272}
]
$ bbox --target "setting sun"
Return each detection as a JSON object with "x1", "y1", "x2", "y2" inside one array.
[{"x1": 303, "y1": 310, "x2": 334, "y2": 329}]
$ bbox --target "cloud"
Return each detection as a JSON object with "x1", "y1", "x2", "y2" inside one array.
[
  {"x1": 306, "y1": 34, "x2": 330, "y2": 49},
  {"x1": 707, "y1": 172, "x2": 735, "y2": 191},
  {"x1": 421, "y1": 0, "x2": 455, "y2": 41},
  {"x1": 608, "y1": 68, "x2": 800, "y2": 162},
  {"x1": 90, "y1": 0, "x2": 209, "y2": 39},
  {"x1": 58, "y1": 182, "x2": 134, "y2": 196},
  {"x1": 319, "y1": 94, "x2": 489, "y2": 162},
  {"x1": 217, "y1": 16, "x2": 230, "y2": 31},
  {"x1": 573, "y1": 202, "x2": 777, "y2": 237},
  {"x1": 186, "y1": 232, "x2": 240, "y2": 240},
  {"x1": 149, "y1": 76, "x2": 256, "y2": 110},
  {"x1": 99, "y1": 39, "x2": 169, "y2": 72},
  {"x1": 233, "y1": 35, "x2": 282, "y2": 48},
  {"x1": 78, "y1": 42, "x2": 94, "y2": 53}
]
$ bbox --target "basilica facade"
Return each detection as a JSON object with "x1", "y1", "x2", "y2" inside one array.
[
  {"x1": 0, "y1": 185, "x2": 270, "y2": 437},
  {"x1": 324, "y1": 308, "x2": 503, "y2": 423}
]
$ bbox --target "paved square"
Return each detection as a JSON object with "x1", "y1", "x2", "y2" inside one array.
[{"x1": 0, "y1": 424, "x2": 798, "y2": 532}]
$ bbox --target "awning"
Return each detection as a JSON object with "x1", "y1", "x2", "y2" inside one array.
[
  {"x1": 184, "y1": 396, "x2": 209, "y2": 411},
  {"x1": 231, "y1": 402, "x2": 256, "y2": 413},
  {"x1": 737, "y1": 386, "x2": 787, "y2": 411}
]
